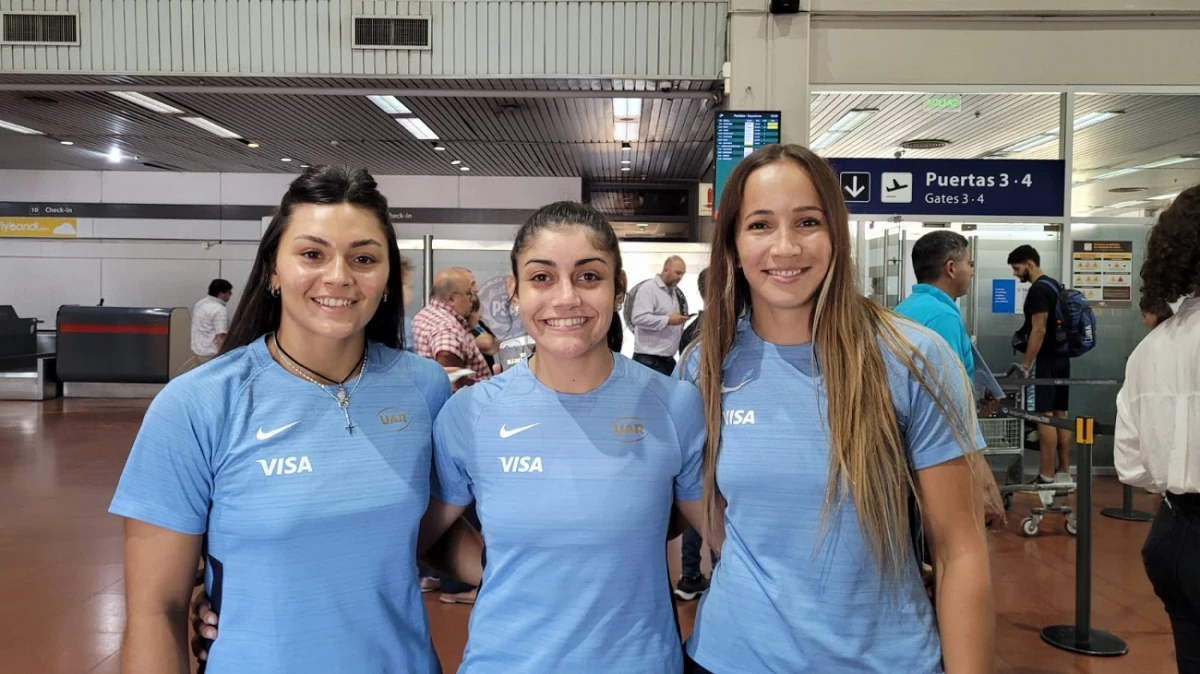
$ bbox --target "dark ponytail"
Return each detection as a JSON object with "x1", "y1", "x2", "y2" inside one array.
[
  {"x1": 510, "y1": 201, "x2": 626, "y2": 353},
  {"x1": 607, "y1": 311, "x2": 624, "y2": 352}
]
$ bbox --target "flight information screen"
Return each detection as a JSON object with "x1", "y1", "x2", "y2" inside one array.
[{"x1": 714, "y1": 110, "x2": 781, "y2": 214}]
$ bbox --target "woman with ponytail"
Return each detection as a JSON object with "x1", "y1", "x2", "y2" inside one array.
[{"x1": 679, "y1": 144, "x2": 995, "y2": 673}]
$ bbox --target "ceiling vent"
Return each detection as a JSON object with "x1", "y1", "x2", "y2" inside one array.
[
  {"x1": 1, "y1": 12, "x2": 79, "y2": 45},
  {"x1": 353, "y1": 16, "x2": 431, "y2": 50},
  {"x1": 1108, "y1": 186, "x2": 1147, "y2": 194},
  {"x1": 901, "y1": 138, "x2": 951, "y2": 150}
]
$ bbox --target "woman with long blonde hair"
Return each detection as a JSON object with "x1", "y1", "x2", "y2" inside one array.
[{"x1": 680, "y1": 144, "x2": 995, "y2": 673}]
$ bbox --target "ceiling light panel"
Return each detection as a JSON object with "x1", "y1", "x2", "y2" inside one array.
[
  {"x1": 613, "y1": 98, "x2": 642, "y2": 119},
  {"x1": 810, "y1": 109, "x2": 878, "y2": 151},
  {"x1": 614, "y1": 121, "x2": 640, "y2": 142},
  {"x1": 0, "y1": 119, "x2": 44, "y2": 134},
  {"x1": 110, "y1": 91, "x2": 184, "y2": 115},
  {"x1": 368, "y1": 95, "x2": 412, "y2": 115},
  {"x1": 396, "y1": 117, "x2": 439, "y2": 141},
  {"x1": 180, "y1": 116, "x2": 241, "y2": 138}
]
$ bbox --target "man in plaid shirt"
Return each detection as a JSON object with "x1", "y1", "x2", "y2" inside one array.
[{"x1": 413, "y1": 267, "x2": 492, "y2": 386}]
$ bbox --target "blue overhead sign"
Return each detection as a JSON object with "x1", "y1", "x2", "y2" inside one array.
[{"x1": 825, "y1": 158, "x2": 1066, "y2": 218}]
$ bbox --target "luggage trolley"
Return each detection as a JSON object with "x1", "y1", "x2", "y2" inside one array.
[{"x1": 978, "y1": 376, "x2": 1078, "y2": 537}]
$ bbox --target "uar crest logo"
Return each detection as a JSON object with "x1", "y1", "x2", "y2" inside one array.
[
  {"x1": 612, "y1": 416, "x2": 647, "y2": 443},
  {"x1": 257, "y1": 456, "x2": 313, "y2": 476},
  {"x1": 498, "y1": 456, "x2": 543, "y2": 473},
  {"x1": 377, "y1": 407, "x2": 410, "y2": 432}
]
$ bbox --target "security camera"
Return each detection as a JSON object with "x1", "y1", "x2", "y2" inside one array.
[{"x1": 658, "y1": 81, "x2": 672, "y2": 93}]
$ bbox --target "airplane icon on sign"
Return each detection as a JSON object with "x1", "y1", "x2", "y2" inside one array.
[{"x1": 886, "y1": 178, "x2": 909, "y2": 192}]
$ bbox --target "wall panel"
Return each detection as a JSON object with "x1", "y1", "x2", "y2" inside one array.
[{"x1": 0, "y1": 0, "x2": 726, "y2": 77}]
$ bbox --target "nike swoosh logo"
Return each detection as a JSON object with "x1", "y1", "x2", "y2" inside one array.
[
  {"x1": 256, "y1": 421, "x2": 301, "y2": 441},
  {"x1": 499, "y1": 423, "x2": 539, "y2": 439},
  {"x1": 721, "y1": 378, "x2": 753, "y2": 393}
]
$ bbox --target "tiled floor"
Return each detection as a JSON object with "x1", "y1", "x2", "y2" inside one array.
[{"x1": 0, "y1": 398, "x2": 1178, "y2": 673}]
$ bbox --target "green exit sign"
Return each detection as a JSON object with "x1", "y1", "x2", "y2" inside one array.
[{"x1": 925, "y1": 95, "x2": 962, "y2": 112}]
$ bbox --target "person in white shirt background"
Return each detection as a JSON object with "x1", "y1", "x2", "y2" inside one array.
[
  {"x1": 1115, "y1": 183, "x2": 1200, "y2": 674},
  {"x1": 190, "y1": 279, "x2": 232, "y2": 365}
]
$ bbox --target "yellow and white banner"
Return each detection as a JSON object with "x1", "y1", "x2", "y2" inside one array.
[{"x1": 0, "y1": 217, "x2": 79, "y2": 238}]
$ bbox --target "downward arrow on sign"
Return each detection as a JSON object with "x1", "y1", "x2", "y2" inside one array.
[{"x1": 845, "y1": 176, "x2": 866, "y2": 198}]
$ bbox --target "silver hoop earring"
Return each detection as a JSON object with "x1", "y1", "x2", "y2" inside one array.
[{"x1": 268, "y1": 286, "x2": 280, "y2": 298}]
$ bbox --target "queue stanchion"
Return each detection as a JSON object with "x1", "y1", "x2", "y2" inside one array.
[
  {"x1": 1100, "y1": 483, "x2": 1154, "y2": 522},
  {"x1": 1040, "y1": 416, "x2": 1129, "y2": 657}
]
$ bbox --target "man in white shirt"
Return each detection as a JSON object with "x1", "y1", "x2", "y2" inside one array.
[
  {"x1": 629, "y1": 256, "x2": 689, "y2": 376},
  {"x1": 191, "y1": 279, "x2": 232, "y2": 365},
  {"x1": 1114, "y1": 184, "x2": 1200, "y2": 673}
]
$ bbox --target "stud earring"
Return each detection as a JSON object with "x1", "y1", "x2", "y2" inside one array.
[{"x1": 382, "y1": 292, "x2": 389, "y2": 303}]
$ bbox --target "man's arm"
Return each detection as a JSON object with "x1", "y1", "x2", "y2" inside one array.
[{"x1": 1020, "y1": 311, "x2": 1048, "y2": 372}]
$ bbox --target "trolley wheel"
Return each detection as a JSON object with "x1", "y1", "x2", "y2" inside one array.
[
  {"x1": 1021, "y1": 517, "x2": 1040, "y2": 537},
  {"x1": 1065, "y1": 517, "x2": 1078, "y2": 536},
  {"x1": 1002, "y1": 493, "x2": 1014, "y2": 511}
]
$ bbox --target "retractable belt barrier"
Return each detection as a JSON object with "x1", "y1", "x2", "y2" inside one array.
[{"x1": 995, "y1": 376, "x2": 1153, "y2": 522}]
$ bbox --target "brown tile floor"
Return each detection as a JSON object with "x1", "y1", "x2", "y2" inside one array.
[{"x1": 0, "y1": 398, "x2": 1177, "y2": 673}]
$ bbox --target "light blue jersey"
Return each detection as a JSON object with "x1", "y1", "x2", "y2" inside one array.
[
  {"x1": 109, "y1": 337, "x2": 451, "y2": 674},
  {"x1": 894, "y1": 284, "x2": 975, "y2": 381},
  {"x1": 680, "y1": 316, "x2": 984, "y2": 674},
  {"x1": 431, "y1": 353, "x2": 705, "y2": 673}
]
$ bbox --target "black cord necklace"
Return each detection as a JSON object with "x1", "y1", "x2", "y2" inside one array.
[{"x1": 272, "y1": 333, "x2": 368, "y2": 433}]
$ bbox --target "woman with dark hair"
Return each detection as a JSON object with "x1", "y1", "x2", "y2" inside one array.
[
  {"x1": 424, "y1": 201, "x2": 705, "y2": 672},
  {"x1": 679, "y1": 144, "x2": 994, "y2": 673},
  {"x1": 109, "y1": 166, "x2": 479, "y2": 674},
  {"x1": 1116, "y1": 184, "x2": 1200, "y2": 673}
]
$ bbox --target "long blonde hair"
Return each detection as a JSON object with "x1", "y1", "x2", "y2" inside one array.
[{"x1": 696, "y1": 144, "x2": 991, "y2": 580}]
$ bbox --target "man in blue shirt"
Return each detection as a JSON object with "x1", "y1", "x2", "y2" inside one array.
[{"x1": 895, "y1": 230, "x2": 976, "y2": 380}]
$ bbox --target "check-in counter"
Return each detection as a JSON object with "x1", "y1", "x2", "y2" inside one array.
[
  {"x1": 55, "y1": 306, "x2": 192, "y2": 398},
  {"x1": 0, "y1": 306, "x2": 58, "y2": 400}
]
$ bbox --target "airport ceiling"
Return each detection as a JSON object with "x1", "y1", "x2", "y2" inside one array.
[{"x1": 0, "y1": 75, "x2": 1198, "y2": 215}]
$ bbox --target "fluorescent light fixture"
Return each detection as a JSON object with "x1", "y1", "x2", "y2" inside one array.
[
  {"x1": 434, "y1": 143, "x2": 446, "y2": 151},
  {"x1": 0, "y1": 119, "x2": 44, "y2": 135},
  {"x1": 990, "y1": 111, "x2": 1123, "y2": 157},
  {"x1": 613, "y1": 98, "x2": 642, "y2": 119},
  {"x1": 110, "y1": 91, "x2": 184, "y2": 115},
  {"x1": 1090, "y1": 167, "x2": 1142, "y2": 181},
  {"x1": 1073, "y1": 111, "x2": 1123, "y2": 131},
  {"x1": 180, "y1": 116, "x2": 241, "y2": 138},
  {"x1": 450, "y1": 159, "x2": 462, "y2": 165},
  {"x1": 810, "y1": 108, "x2": 878, "y2": 151},
  {"x1": 1149, "y1": 192, "x2": 1180, "y2": 200},
  {"x1": 396, "y1": 117, "x2": 438, "y2": 141},
  {"x1": 614, "y1": 121, "x2": 640, "y2": 142},
  {"x1": 998, "y1": 133, "x2": 1057, "y2": 154},
  {"x1": 368, "y1": 95, "x2": 412, "y2": 115},
  {"x1": 1108, "y1": 200, "x2": 1146, "y2": 210},
  {"x1": 59, "y1": 140, "x2": 73, "y2": 145},
  {"x1": 300, "y1": 164, "x2": 311, "y2": 168},
  {"x1": 107, "y1": 146, "x2": 123, "y2": 163},
  {"x1": 620, "y1": 142, "x2": 632, "y2": 152},
  {"x1": 621, "y1": 167, "x2": 631, "y2": 172},
  {"x1": 1139, "y1": 156, "x2": 1195, "y2": 169},
  {"x1": 281, "y1": 157, "x2": 292, "y2": 162},
  {"x1": 621, "y1": 159, "x2": 632, "y2": 164},
  {"x1": 459, "y1": 166, "x2": 470, "y2": 172}
]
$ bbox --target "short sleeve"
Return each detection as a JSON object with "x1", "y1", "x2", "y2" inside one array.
[
  {"x1": 1027, "y1": 282, "x2": 1054, "y2": 316},
  {"x1": 411, "y1": 354, "x2": 453, "y2": 419},
  {"x1": 108, "y1": 383, "x2": 217, "y2": 535},
  {"x1": 431, "y1": 392, "x2": 477, "y2": 506},
  {"x1": 902, "y1": 332, "x2": 986, "y2": 471},
  {"x1": 673, "y1": 345, "x2": 701, "y2": 384},
  {"x1": 669, "y1": 382, "x2": 706, "y2": 501},
  {"x1": 213, "y1": 306, "x2": 230, "y2": 334}
]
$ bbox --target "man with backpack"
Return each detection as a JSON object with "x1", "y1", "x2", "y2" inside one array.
[
  {"x1": 625, "y1": 256, "x2": 690, "y2": 376},
  {"x1": 1009, "y1": 245, "x2": 1078, "y2": 486}
]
